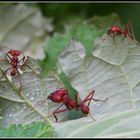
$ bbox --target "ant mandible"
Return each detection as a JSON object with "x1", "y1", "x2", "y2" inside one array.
[
  {"x1": 47, "y1": 88, "x2": 107, "y2": 122},
  {"x1": 107, "y1": 22, "x2": 136, "y2": 44},
  {"x1": 0, "y1": 46, "x2": 37, "y2": 96}
]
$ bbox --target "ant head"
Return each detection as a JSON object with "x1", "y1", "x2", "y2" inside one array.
[
  {"x1": 47, "y1": 88, "x2": 69, "y2": 103},
  {"x1": 9, "y1": 50, "x2": 20, "y2": 56},
  {"x1": 55, "y1": 88, "x2": 68, "y2": 96},
  {"x1": 47, "y1": 92, "x2": 63, "y2": 103},
  {"x1": 80, "y1": 104, "x2": 89, "y2": 114}
]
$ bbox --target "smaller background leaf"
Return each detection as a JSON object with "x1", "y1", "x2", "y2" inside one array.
[
  {"x1": 0, "y1": 4, "x2": 54, "y2": 60},
  {"x1": 0, "y1": 121, "x2": 55, "y2": 137}
]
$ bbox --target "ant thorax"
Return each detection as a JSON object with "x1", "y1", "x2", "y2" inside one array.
[
  {"x1": 5, "y1": 52, "x2": 27, "y2": 79},
  {"x1": 19, "y1": 55, "x2": 27, "y2": 66},
  {"x1": 7, "y1": 53, "x2": 27, "y2": 66}
]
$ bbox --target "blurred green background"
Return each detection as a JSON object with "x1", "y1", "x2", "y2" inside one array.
[
  {"x1": 2, "y1": 3, "x2": 140, "y2": 40},
  {"x1": 37, "y1": 3, "x2": 140, "y2": 41}
]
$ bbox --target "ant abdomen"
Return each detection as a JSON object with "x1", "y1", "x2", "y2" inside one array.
[
  {"x1": 80, "y1": 104, "x2": 89, "y2": 114},
  {"x1": 11, "y1": 69, "x2": 17, "y2": 76}
]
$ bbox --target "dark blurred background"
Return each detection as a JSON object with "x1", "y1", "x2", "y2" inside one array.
[{"x1": 37, "y1": 3, "x2": 140, "y2": 41}]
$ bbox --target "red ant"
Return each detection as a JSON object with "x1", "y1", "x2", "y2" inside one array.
[
  {"x1": 107, "y1": 22, "x2": 136, "y2": 44},
  {"x1": 47, "y1": 88, "x2": 107, "y2": 122},
  {"x1": 0, "y1": 45, "x2": 37, "y2": 96}
]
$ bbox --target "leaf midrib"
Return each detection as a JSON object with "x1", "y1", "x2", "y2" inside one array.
[
  {"x1": 119, "y1": 65, "x2": 135, "y2": 109},
  {"x1": 73, "y1": 44, "x2": 89, "y2": 97},
  {"x1": 0, "y1": 70, "x2": 53, "y2": 125},
  {"x1": 92, "y1": 52, "x2": 136, "y2": 110}
]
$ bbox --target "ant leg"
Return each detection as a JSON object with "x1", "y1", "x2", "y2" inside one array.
[
  {"x1": 0, "y1": 53, "x2": 11, "y2": 63},
  {"x1": 88, "y1": 112, "x2": 96, "y2": 121},
  {"x1": 91, "y1": 97, "x2": 108, "y2": 102},
  {"x1": 83, "y1": 90, "x2": 95, "y2": 106},
  {"x1": 48, "y1": 103, "x2": 67, "y2": 122},
  {"x1": 75, "y1": 94, "x2": 78, "y2": 103},
  {"x1": 124, "y1": 22, "x2": 136, "y2": 43},
  {"x1": 112, "y1": 34, "x2": 115, "y2": 45},
  {"x1": 125, "y1": 22, "x2": 132, "y2": 38},
  {"x1": 0, "y1": 67, "x2": 13, "y2": 78},
  {"x1": 22, "y1": 63, "x2": 38, "y2": 75},
  {"x1": 84, "y1": 97, "x2": 108, "y2": 104},
  {"x1": 76, "y1": 93, "x2": 82, "y2": 102},
  {"x1": 7, "y1": 53, "x2": 12, "y2": 61},
  {"x1": 0, "y1": 59, "x2": 8, "y2": 61},
  {"x1": 47, "y1": 103, "x2": 64, "y2": 116},
  {"x1": 83, "y1": 91, "x2": 108, "y2": 106},
  {"x1": 74, "y1": 93, "x2": 79, "y2": 111},
  {"x1": 128, "y1": 21, "x2": 136, "y2": 42},
  {"x1": 86, "y1": 97, "x2": 108, "y2": 122},
  {"x1": 124, "y1": 23, "x2": 131, "y2": 43},
  {"x1": 76, "y1": 91, "x2": 95, "y2": 109},
  {"x1": 19, "y1": 56, "x2": 26, "y2": 63},
  {"x1": 16, "y1": 69, "x2": 22, "y2": 96},
  {"x1": 20, "y1": 52, "x2": 26, "y2": 60},
  {"x1": 53, "y1": 108, "x2": 68, "y2": 122}
]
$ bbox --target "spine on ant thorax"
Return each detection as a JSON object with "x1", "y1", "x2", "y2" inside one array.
[{"x1": 63, "y1": 95, "x2": 72, "y2": 110}]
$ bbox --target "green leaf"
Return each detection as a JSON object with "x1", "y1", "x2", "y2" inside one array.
[
  {"x1": 58, "y1": 36, "x2": 140, "y2": 119},
  {"x1": 0, "y1": 121, "x2": 55, "y2": 137},
  {"x1": 54, "y1": 109, "x2": 140, "y2": 137},
  {"x1": 41, "y1": 14, "x2": 120, "y2": 121},
  {"x1": 57, "y1": 32, "x2": 140, "y2": 137}
]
